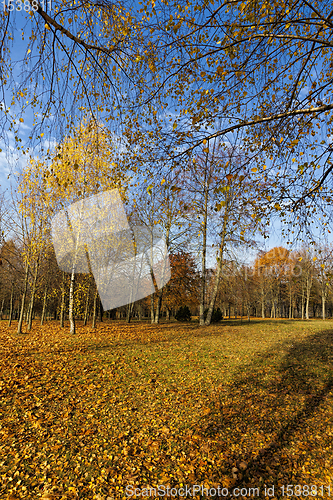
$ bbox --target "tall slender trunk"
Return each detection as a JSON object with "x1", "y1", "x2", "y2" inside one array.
[
  {"x1": 92, "y1": 289, "x2": 98, "y2": 328},
  {"x1": 68, "y1": 265, "x2": 76, "y2": 334},
  {"x1": 83, "y1": 282, "x2": 90, "y2": 326},
  {"x1": 137, "y1": 302, "x2": 143, "y2": 321},
  {"x1": 321, "y1": 274, "x2": 328, "y2": 320},
  {"x1": 60, "y1": 271, "x2": 65, "y2": 327},
  {"x1": 17, "y1": 262, "x2": 29, "y2": 334},
  {"x1": 147, "y1": 223, "x2": 170, "y2": 325},
  {"x1": 99, "y1": 298, "x2": 103, "y2": 322},
  {"x1": 27, "y1": 259, "x2": 39, "y2": 331},
  {"x1": 126, "y1": 301, "x2": 134, "y2": 323},
  {"x1": 301, "y1": 285, "x2": 305, "y2": 320},
  {"x1": 322, "y1": 295, "x2": 326, "y2": 321},
  {"x1": 67, "y1": 208, "x2": 82, "y2": 334},
  {"x1": 261, "y1": 284, "x2": 265, "y2": 318},
  {"x1": 199, "y1": 168, "x2": 209, "y2": 326},
  {"x1": 0, "y1": 298, "x2": 4, "y2": 320},
  {"x1": 40, "y1": 284, "x2": 48, "y2": 326},
  {"x1": 205, "y1": 202, "x2": 229, "y2": 326},
  {"x1": 150, "y1": 292, "x2": 155, "y2": 324},
  {"x1": 8, "y1": 284, "x2": 14, "y2": 327},
  {"x1": 305, "y1": 275, "x2": 312, "y2": 320},
  {"x1": 154, "y1": 289, "x2": 163, "y2": 323}
]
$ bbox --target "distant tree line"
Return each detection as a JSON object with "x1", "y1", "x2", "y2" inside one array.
[{"x1": 1, "y1": 235, "x2": 332, "y2": 330}]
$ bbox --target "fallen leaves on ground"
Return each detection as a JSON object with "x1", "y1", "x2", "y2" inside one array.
[{"x1": 0, "y1": 320, "x2": 332, "y2": 499}]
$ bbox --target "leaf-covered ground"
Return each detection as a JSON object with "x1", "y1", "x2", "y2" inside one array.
[{"x1": 0, "y1": 319, "x2": 332, "y2": 499}]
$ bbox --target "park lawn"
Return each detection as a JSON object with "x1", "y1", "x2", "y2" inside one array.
[{"x1": 0, "y1": 319, "x2": 332, "y2": 499}]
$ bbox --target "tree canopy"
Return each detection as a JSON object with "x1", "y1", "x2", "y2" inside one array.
[{"x1": 2, "y1": 0, "x2": 333, "y2": 202}]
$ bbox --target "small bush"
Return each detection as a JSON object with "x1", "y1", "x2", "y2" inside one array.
[
  {"x1": 175, "y1": 305, "x2": 192, "y2": 322},
  {"x1": 204, "y1": 307, "x2": 223, "y2": 323}
]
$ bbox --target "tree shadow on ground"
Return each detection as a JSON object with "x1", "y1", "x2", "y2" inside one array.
[{"x1": 197, "y1": 328, "x2": 333, "y2": 493}]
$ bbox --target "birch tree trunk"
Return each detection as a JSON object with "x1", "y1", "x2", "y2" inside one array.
[
  {"x1": 137, "y1": 302, "x2": 143, "y2": 321},
  {"x1": 83, "y1": 282, "x2": 90, "y2": 326},
  {"x1": 8, "y1": 284, "x2": 14, "y2": 327},
  {"x1": 199, "y1": 179, "x2": 209, "y2": 326},
  {"x1": 0, "y1": 298, "x2": 4, "y2": 320},
  {"x1": 321, "y1": 272, "x2": 328, "y2": 320},
  {"x1": 261, "y1": 285, "x2": 265, "y2": 318},
  {"x1": 68, "y1": 265, "x2": 76, "y2": 335},
  {"x1": 154, "y1": 289, "x2": 163, "y2": 323},
  {"x1": 301, "y1": 286, "x2": 305, "y2": 320},
  {"x1": 126, "y1": 301, "x2": 134, "y2": 323},
  {"x1": 60, "y1": 271, "x2": 65, "y2": 327},
  {"x1": 40, "y1": 284, "x2": 48, "y2": 326},
  {"x1": 27, "y1": 258, "x2": 39, "y2": 331},
  {"x1": 17, "y1": 262, "x2": 29, "y2": 334},
  {"x1": 322, "y1": 294, "x2": 326, "y2": 320},
  {"x1": 99, "y1": 298, "x2": 104, "y2": 322},
  {"x1": 305, "y1": 275, "x2": 312, "y2": 320},
  {"x1": 289, "y1": 285, "x2": 292, "y2": 319},
  {"x1": 150, "y1": 292, "x2": 155, "y2": 324},
  {"x1": 205, "y1": 204, "x2": 229, "y2": 326},
  {"x1": 92, "y1": 289, "x2": 98, "y2": 329}
]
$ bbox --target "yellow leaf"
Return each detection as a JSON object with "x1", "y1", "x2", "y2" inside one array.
[
  {"x1": 313, "y1": 256, "x2": 317, "y2": 261},
  {"x1": 251, "y1": 167, "x2": 257, "y2": 173},
  {"x1": 299, "y1": 257, "x2": 302, "y2": 262},
  {"x1": 40, "y1": 133, "x2": 44, "y2": 137},
  {"x1": 161, "y1": 179, "x2": 165, "y2": 185},
  {"x1": 280, "y1": 137, "x2": 283, "y2": 143},
  {"x1": 19, "y1": 118, "x2": 24, "y2": 123}
]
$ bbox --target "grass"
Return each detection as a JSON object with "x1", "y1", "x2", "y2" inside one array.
[{"x1": 0, "y1": 319, "x2": 332, "y2": 499}]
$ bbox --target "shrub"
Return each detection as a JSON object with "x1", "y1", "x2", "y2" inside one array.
[
  {"x1": 204, "y1": 307, "x2": 223, "y2": 323},
  {"x1": 175, "y1": 305, "x2": 192, "y2": 322}
]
